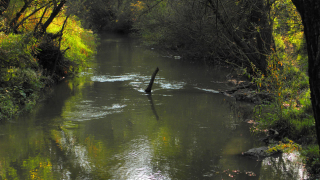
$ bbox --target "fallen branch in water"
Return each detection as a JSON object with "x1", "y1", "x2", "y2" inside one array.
[{"x1": 145, "y1": 67, "x2": 159, "y2": 93}]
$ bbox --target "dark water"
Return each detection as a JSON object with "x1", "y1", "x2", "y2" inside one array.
[{"x1": 0, "y1": 33, "x2": 307, "y2": 179}]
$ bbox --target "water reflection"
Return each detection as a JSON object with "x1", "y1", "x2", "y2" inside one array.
[
  {"x1": 110, "y1": 136, "x2": 169, "y2": 179},
  {"x1": 195, "y1": 87, "x2": 220, "y2": 94},
  {"x1": 62, "y1": 100, "x2": 127, "y2": 121},
  {"x1": 91, "y1": 74, "x2": 139, "y2": 82},
  {"x1": 147, "y1": 95, "x2": 160, "y2": 120},
  {"x1": 158, "y1": 80, "x2": 186, "y2": 90},
  {"x1": 0, "y1": 33, "x2": 308, "y2": 180},
  {"x1": 261, "y1": 151, "x2": 307, "y2": 179}
]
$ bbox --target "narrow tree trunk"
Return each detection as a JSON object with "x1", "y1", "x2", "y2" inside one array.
[
  {"x1": 254, "y1": 0, "x2": 273, "y2": 74},
  {"x1": 291, "y1": 0, "x2": 320, "y2": 153},
  {"x1": 40, "y1": 0, "x2": 66, "y2": 36},
  {"x1": 34, "y1": 6, "x2": 49, "y2": 37},
  {"x1": 145, "y1": 67, "x2": 159, "y2": 93},
  {"x1": 12, "y1": 4, "x2": 47, "y2": 33},
  {"x1": 8, "y1": 0, "x2": 32, "y2": 33}
]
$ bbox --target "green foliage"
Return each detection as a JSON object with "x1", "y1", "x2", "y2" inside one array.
[
  {"x1": 132, "y1": 1, "x2": 171, "y2": 46},
  {"x1": 66, "y1": 0, "x2": 138, "y2": 32},
  {"x1": 302, "y1": 145, "x2": 320, "y2": 176},
  {"x1": 251, "y1": 0, "x2": 314, "y2": 143},
  {"x1": 0, "y1": 68, "x2": 42, "y2": 120},
  {"x1": 133, "y1": 1, "x2": 211, "y2": 52},
  {"x1": 0, "y1": 32, "x2": 43, "y2": 120},
  {"x1": 253, "y1": 75, "x2": 314, "y2": 140},
  {"x1": 46, "y1": 13, "x2": 97, "y2": 73},
  {"x1": 0, "y1": 1, "x2": 97, "y2": 121},
  {"x1": 0, "y1": 32, "x2": 37, "y2": 69},
  {"x1": 267, "y1": 138, "x2": 301, "y2": 154}
]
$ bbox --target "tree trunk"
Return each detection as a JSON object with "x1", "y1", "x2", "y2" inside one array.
[
  {"x1": 12, "y1": 4, "x2": 47, "y2": 33},
  {"x1": 8, "y1": 0, "x2": 32, "y2": 33},
  {"x1": 291, "y1": 0, "x2": 320, "y2": 153},
  {"x1": 40, "y1": 0, "x2": 66, "y2": 36},
  {"x1": 254, "y1": 0, "x2": 273, "y2": 74}
]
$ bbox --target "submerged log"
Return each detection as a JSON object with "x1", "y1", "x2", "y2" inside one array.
[{"x1": 145, "y1": 67, "x2": 159, "y2": 93}]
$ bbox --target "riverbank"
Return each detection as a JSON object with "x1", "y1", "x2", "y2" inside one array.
[
  {"x1": 0, "y1": 16, "x2": 97, "y2": 121},
  {"x1": 215, "y1": 66, "x2": 319, "y2": 178}
]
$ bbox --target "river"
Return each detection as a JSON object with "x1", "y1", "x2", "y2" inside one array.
[{"x1": 0, "y1": 33, "x2": 307, "y2": 179}]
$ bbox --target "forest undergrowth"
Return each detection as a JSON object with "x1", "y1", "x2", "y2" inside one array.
[
  {"x1": 248, "y1": 1, "x2": 320, "y2": 176},
  {"x1": 0, "y1": 1, "x2": 97, "y2": 121}
]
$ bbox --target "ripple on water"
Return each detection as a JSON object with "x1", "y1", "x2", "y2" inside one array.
[
  {"x1": 110, "y1": 136, "x2": 169, "y2": 179},
  {"x1": 91, "y1": 73, "x2": 186, "y2": 92},
  {"x1": 91, "y1": 74, "x2": 139, "y2": 82},
  {"x1": 194, "y1": 87, "x2": 220, "y2": 93},
  {"x1": 63, "y1": 101, "x2": 126, "y2": 121},
  {"x1": 54, "y1": 129, "x2": 93, "y2": 176},
  {"x1": 159, "y1": 80, "x2": 186, "y2": 90}
]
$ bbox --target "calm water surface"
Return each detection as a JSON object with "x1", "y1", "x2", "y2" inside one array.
[{"x1": 0, "y1": 33, "x2": 307, "y2": 179}]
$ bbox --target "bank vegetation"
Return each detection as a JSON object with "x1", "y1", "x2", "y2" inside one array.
[{"x1": 0, "y1": 0, "x2": 97, "y2": 121}]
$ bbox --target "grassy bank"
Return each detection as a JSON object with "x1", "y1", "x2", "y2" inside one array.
[
  {"x1": 0, "y1": 3, "x2": 97, "y2": 121},
  {"x1": 248, "y1": 5, "x2": 320, "y2": 175}
]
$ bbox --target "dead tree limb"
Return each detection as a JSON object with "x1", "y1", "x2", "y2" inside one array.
[{"x1": 145, "y1": 67, "x2": 159, "y2": 93}]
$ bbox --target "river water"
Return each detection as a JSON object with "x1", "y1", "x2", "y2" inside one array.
[{"x1": 0, "y1": 33, "x2": 307, "y2": 179}]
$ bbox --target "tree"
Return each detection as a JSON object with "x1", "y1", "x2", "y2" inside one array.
[
  {"x1": 0, "y1": 0, "x2": 10, "y2": 15},
  {"x1": 134, "y1": 0, "x2": 274, "y2": 73},
  {"x1": 291, "y1": 0, "x2": 320, "y2": 153},
  {"x1": 3, "y1": 0, "x2": 66, "y2": 35},
  {"x1": 206, "y1": 0, "x2": 274, "y2": 73},
  {"x1": 39, "y1": 0, "x2": 67, "y2": 36},
  {"x1": 8, "y1": 0, "x2": 33, "y2": 33}
]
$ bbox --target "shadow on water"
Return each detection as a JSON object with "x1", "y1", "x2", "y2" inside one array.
[
  {"x1": 146, "y1": 94, "x2": 160, "y2": 120},
  {"x1": 35, "y1": 79, "x2": 74, "y2": 125},
  {"x1": 0, "y1": 32, "x2": 308, "y2": 179}
]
